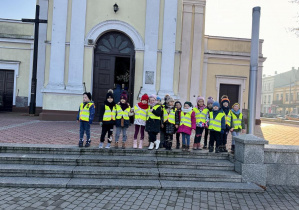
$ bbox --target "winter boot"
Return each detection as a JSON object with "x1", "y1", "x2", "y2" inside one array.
[
  {"x1": 209, "y1": 146, "x2": 214, "y2": 153},
  {"x1": 79, "y1": 139, "x2": 84, "y2": 147},
  {"x1": 222, "y1": 145, "x2": 228, "y2": 152},
  {"x1": 133, "y1": 139, "x2": 137, "y2": 149},
  {"x1": 203, "y1": 145, "x2": 207, "y2": 149},
  {"x1": 182, "y1": 145, "x2": 186, "y2": 151},
  {"x1": 231, "y1": 145, "x2": 235, "y2": 154},
  {"x1": 85, "y1": 139, "x2": 91, "y2": 147},
  {"x1": 122, "y1": 142, "x2": 126, "y2": 149},
  {"x1": 176, "y1": 139, "x2": 180, "y2": 149},
  {"x1": 193, "y1": 143, "x2": 197, "y2": 150},
  {"x1": 148, "y1": 142, "x2": 155, "y2": 150},
  {"x1": 215, "y1": 147, "x2": 220, "y2": 153},
  {"x1": 105, "y1": 143, "x2": 111, "y2": 149},
  {"x1": 155, "y1": 140, "x2": 160, "y2": 150},
  {"x1": 138, "y1": 140, "x2": 143, "y2": 149},
  {"x1": 115, "y1": 141, "x2": 118, "y2": 149},
  {"x1": 99, "y1": 142, "x2": 104, "y2": 149},
  {"x1": 185, "y1": 145, "x2": 190, "y2": 152}
]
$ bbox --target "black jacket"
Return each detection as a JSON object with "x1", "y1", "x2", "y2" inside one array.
[
  {"x1": 145, "y1": 103, "x2": 163, "y2": 133},
  {"x1": 99, "y1": 104, "x2": 116, "y2": 125}
]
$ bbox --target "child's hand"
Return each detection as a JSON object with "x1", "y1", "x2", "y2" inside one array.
[
  {"x1": 150, "y1": 109, "x2": 153, "y2": 112},
  {"x1": 230, "y1": 128, "x2": 234, "y2": 132},
  {"x1": 161, "y1": 124, "x2": 164, "y2": 128},
  {"x1": 242, "y1": 129, "x2": 246, "y2": 133},
  {"x1": 99, "y1": 122, "x2": 103, "y2": 126},
  {"x1": 175, "y1": 125, "x2": 179, "y2": 129}
]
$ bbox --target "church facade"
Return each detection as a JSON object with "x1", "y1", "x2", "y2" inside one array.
[{"x1": 0, "y1": 0, "x2": 266, "y2": 122}]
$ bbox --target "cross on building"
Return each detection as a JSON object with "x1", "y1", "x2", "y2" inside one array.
[{"x1": 22, "y1": 5, "x2": 47, "y2": 115}]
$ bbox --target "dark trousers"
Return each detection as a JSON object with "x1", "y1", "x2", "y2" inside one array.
[
  {"x1": 194, "y1": 127, "x2": 204, "y2": 143},
  {"x1": 148, "y1": 131, "x2": 158, "y2": 143},
  {"x1": 176, "y1": 132, "x2": 180, "y2": 147},
  {"x1": 165, "y1": 133, "x2": 173, "y2": 149},
  {"x1": 209, "y1": 130, "x2": 221, "y2": 148},
  {"x1": 134, "y1": 125, "x2": 145, "y2": 140},
  {"x1": 100, "y1": 124, "x2": 114, "y2": 143},
  {"x1": 80, "y1": 121, "x2": 90, "y2": 140},
  {"x1": 159, "y1": 130, "x2": 165, "y2": 147},
  {"x1": 221, "y1": 132, "x2": 228, "y2": 146},
  {"x1": 204, "y1": 127, "x2": 209, "y2": 146}
]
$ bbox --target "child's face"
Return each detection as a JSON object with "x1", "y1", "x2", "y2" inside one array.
[
  {"x1": 198, "y1": 99, "x2": 204, "y2": 106},
  {"x1": 213, "y1": 106, "x2": 219, "y2": 111},
  {"x1": 176, "y1": 103, "x2": 181, "y2": 109},
  {"x1": 120, "y1": 99, "x2": 126, "y2": 104},
  {"x1": 207, "y1": 103, "x2": 213, "y2": 109},
  {"x1": 223, "y1": 102, "x2": 228, "y2": 107},
  {"x1": 83, "y1": 94, "x2": 90, "y2": 102},
  {"x1": 149, "y1": 98, "x2": 156, "y2": 104},
  {"x1": 141, "y1": 100, "x2": 147, "y2": 104},
  {"x1": 107, "y1": 97, "x2": 113, "y2": 103},
  {"x1": 233, "y1": 105, "x2": 240, "y2": 111},
  {"x1": 184, "y1": 104, "x2": 190, "y2": 109},
  {"x1": 168, "y1": 101, "x2": 174, "y2": 107}
]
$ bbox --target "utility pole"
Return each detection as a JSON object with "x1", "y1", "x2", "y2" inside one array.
[
  {"x1": 247, "y1": 7, "x2": 261, "y2": 134},
  {"x1": 22, "y1": 5, "x2": 47, "y2": 115}
]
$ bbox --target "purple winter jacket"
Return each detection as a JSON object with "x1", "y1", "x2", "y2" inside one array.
[{"x1": 177, "y1": 111, "x2": 196, "y2": 135}]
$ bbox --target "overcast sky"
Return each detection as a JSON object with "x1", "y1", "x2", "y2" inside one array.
[{"x1": 1, "y1": 0, "x2": 298, "y2": 76}]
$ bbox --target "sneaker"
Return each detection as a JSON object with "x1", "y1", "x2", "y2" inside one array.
[
  {"x1": 209, "y1": 146, "x2": 214, "y2": 153},
  {"x1": 203, "y1": 145, "x2": 207, "y2": 149},
  {"x1": 215, "y1": 147, "x2": 220, "y2": 153},
  {"x1": 99, "y1": 142, "x2": 104, "y2": 149},
  {"x1": 193, "y1": 143, "x2": 197, "y2": 150},
  {"x1": 85, "y1": 139, "x2": 91, "y2": 147},
  {"x1": 197, "y1": 143, "x2": 202, "y2": 150},
  {"x1": 148, "y1": 142, "x2": 154, "y2": 150},
  {"x1": 79, "y1": 139, "x2": 84, "y2": 147},
  {"x1": 105, "y1": 143, "x2": 111, "y2": 149},
  {"x1": 155, "y1": 140, "x2": 160, "y2": 150}
]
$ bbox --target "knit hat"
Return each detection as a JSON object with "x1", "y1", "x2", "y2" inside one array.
[
  {"x1": 120, "y1": 91, "x2": 127, "y2": 101},
  {"x1": 164, "y1": 94, "x2": 170, "y2": 102},
  {"x1": 232, "y1": 103, "x2": 240, "y2": 108},
  {"x1": 175, "y1": 101, "x2": 182, "y2": 107},
  {"x1": 157, "y1": 96, "x2": 161, "y2": 102},
  {"x1": 141, "y1": 94, "x2": 149, "y2": 101},
  {"x1": 83, "y1": 92, "x2": 92, "y2": 101},
  {"x1": 221, "y1": 95, "x2": 230, "y2": 105},
  {"x1": 212, "y1": 101, "x2": 220, "y2": 108},
  {"x1": 184, "y1": 101, "x2": 193, "y2": 108},
  {"x1": 207, "y1": 96, "x2": 214, "y2": 105},
  {"x1": 196, "y1": 96, "x2": 205, "y2": 104},
  {"x1": 166, "y1": 96, "x2": 174, "y2": 104},
  {"x1": 149, "y1": 94, "x2": 157, "y2": 100},
  {"x1": 106, "y1": 89, "x2": 114, "y2": 99}
]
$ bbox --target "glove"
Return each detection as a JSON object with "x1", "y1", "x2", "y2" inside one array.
[
  {"x1": 220, "y1": 129, "x2": 224, "y2": 134},
  {"x1": 99, "y1": 122, "x2": 103, "y2": 126}
]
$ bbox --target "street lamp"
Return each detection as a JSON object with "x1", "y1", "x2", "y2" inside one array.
[{"x1": 113, "y1": 3, "x2": 119, "y2": 13}]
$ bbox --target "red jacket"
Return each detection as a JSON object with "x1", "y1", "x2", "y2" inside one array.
[{"x1": 177, "y1": 111, "x2": 196, "y2": 135}]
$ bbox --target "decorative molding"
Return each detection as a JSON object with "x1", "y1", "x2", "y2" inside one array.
[
  {"x1": 85, "y1": 20, "x2": 144, "y2": 51},
  {"x1": 0, "y1": 46, "x2": 33, "y2": 50},
  {"x1": 0, "y1": 18, "x2": 34, "y2": 24},
  {"x1": 0, "y1": 38, "x2": 33, "y2": 44}
]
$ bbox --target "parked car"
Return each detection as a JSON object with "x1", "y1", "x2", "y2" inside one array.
[
  {"x1": 263, "y1": 113, "x2": 277, "y2": 118},
  {"x1": 285, "y1": 115, "x2": 299, "y2": 121}
]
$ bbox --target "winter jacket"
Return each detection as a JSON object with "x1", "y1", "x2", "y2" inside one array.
[
  {"x1": 177, "y1": 110, "x2": 196, "y2": 135},
  {"x1": 115, "y1": 103, "x2": 131, "y2": 128},
  {"x1": 208, "y1": 109, "x2": 226, "y2": 131},
  {"x1": 77, "y1": 101, "x2": 95, "y2": 124},
  {"x1": 162, "y1": 106, "x2": 180, "y2": 134},
  {"x1": 145, "y1": 102, "x2": 163, "y2": 133},
  {"x1": 230, "y1": 109, "x2": 245, "y2": 132},
  {"x1": 98, "y1": 104, "x2": 116, "y2": 125}
]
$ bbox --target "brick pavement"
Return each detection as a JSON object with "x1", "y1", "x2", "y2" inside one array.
[
  {"x1": 0, "y1": 112, "x2": 298, "y2": 148},
  {"x1": 0, "y1": 185, "x2": 299, "y2": 210}
]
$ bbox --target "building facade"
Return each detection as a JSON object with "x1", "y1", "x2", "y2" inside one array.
[
  {"x1": 0, "y1": 0, "x2": 266, "y2": 121},
  {"x1": 261, "y1": 75, "x2": 275, "y2": 114}
]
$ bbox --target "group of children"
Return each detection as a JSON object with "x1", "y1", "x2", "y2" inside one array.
[{"x1": 77, "y1": 90, "x2": 245, "y2": 153}]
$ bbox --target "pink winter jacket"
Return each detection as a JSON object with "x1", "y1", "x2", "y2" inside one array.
[{"x1": 177, "y1": 111, "x2": 196, "y2": 135}]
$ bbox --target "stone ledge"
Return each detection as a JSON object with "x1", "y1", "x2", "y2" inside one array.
[
  {"x1": 265, "y1": 144, "x2": 299, "y2": 153},
  {"x1": 234, "y1": 134, "x2": 268, "y2": 145}
]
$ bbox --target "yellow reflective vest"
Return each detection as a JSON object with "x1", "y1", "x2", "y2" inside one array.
[
  {"x1": 231, "y1": 112, "x2": 243, "y2": 130},
  {"x1": 193, "y1": 107, "x2": 209, "y2": 123},
  {"x1": 134, "y1": 104, "x2": 149, "y2": 122},
  {"x1": 147, "y1": 105, "x2": 161, "y2": 120},
  {"x1": 115, "y1": 104, "x2": 131, "y2": 120},
  {"x1": 208, "y1": 112, "x2": 225, "y2": 132},
  {"x1": 79, "y1": 102, "x2": 94, "y2": 122},
  {"x1": 180, "y1": 111, "x2": 192, "y2": 128},
  {"x1": 163, "y1": 108, "x2": 176, "y2": 124},
  {"x1": 103, "y1": 105, "x2": 116, "y2": 121}
]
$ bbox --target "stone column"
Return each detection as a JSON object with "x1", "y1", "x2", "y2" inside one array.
[
  {"x1": 46, "y1": 0, "x2": 68, "y2": 90},
  {"x1": 234, "y1": 134, "x2": 268, "y2": 186},
  {"x1": 201, "y1": 57, "x2": 208, "y2": 99},
  {"x1": 66, "y1": 0, "x2": 87, "y2": 93},
  {"x1": 140, "y1": 0, "x2": 160, "y2": 96},
  {"x1": 158, "y1": 0, "x2": 178, "y2": 98}
]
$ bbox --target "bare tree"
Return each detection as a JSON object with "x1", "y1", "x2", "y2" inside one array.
[{"x1": 290, "y1": 0, "x2": 299, "y2": 36}]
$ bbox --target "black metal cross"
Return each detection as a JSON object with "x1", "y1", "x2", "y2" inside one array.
[{"x1": 22, "y1": 5, "x2": 47, "y2": 115}]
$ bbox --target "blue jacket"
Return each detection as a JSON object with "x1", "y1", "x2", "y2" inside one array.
[{"x1": 77, "y1": 102, "x2": 95, "y2": 124}]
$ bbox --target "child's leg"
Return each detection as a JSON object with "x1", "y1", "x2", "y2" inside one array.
[
  {"x1": 194, "y1": 127, "x2": 201, "y2": 144},
  {"x1": 122, "y1": 127, "x2": 127, "y2": 142},
  {"x1": 181, "y1": 133, "x2": 186, "y2": 146},
  {"x1": 209, "y1": 130, "x2": 215, "y2": 148},
  {"x1": 134, "y1": 125, "x2": 140, "y2": 140},
  {"x1": 85, "y1": 122, "x2": 91, "y2": 140},
  {"x1": 115, "y1": 127, "x2": 121, "y2": 142},
  {"x1": 80, "y1": 121, "x2": 84, "y2": 140},
  {"x1": 186, "y1": 134, "x2": 190, "y2": 147},
  {"x1": 140, "y1": 126, "x2": 145, "y2": 140},
  {"x1": 107, "y1": 125, "x2": 114, "y2": 143},
  {"x1": 204, "y1": 127, "x2": 209, "y2": 147},
  {"x1": 100, "y1": 124, "x2": 109, "y2": 143},
  {"x1": 215, "y1": 131, "x2": 222, "y2": 152},
  {"x1": 176, "y1": 132, "x2": 180, "y2": 149}
]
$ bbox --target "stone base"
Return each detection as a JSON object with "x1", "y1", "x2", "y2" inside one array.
[
  {"x1": 12, "y1": 106, "x2": 42, "y2": 115},
  {"x1": 235, "y1": 161, "x2": 267, "y2": 186},
  {"x1": 39, "y1": 110, "x2": 77, "y2": 121}
]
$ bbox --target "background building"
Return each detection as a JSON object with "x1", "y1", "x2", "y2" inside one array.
[
  {"x1": 0, "y1": 0, "x2": 266, "y2": 122},
  {"x1": 261, "y1": 75, "x2": 275, "y2": 114}
]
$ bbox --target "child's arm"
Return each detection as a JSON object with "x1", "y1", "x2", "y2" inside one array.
[
  {"x1": 191, "y1": 111, "x2": 196, "y2": 130},
  {"x1": 152, "y1": 105, "x2": 162, "y2": 117},
  {"x1": 98, "y1": 105, "x2": 105, "y2": 122},
  {"x1": 76, "y1": 107, "x2": 80, "y2": 121},
  {"x1": 221, "y1": 115, "x2": 226, "y2": 130},
  {"x1": 89, "y1": 104, "x2": 95, "y2": 124}
]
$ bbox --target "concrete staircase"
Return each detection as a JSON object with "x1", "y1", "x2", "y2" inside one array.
[{"x1": 0, "y1": 143, "x2": 263, "y2": 192}]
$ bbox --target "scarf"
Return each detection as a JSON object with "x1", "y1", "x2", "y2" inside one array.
[
  {"x1": 119, "y1": 102, "x2": 129, "y2": 111},
  {"x1": 231, "y1": 109, "x2": 240, "y2": 115},
  {"x1": 138, "y1": 102, "x2": 149, "y2": 110},
  {"x1": 104, "y1": 100, "x2": 115, "y2": 110},
  {"x1": 196, "y1": 104, "x2": 206, "y2": 111},
  {"x1": 221, "y1": 106, "x2": 230, "y2": 115},
  {"x1": 182, "y1": 107, "x2": 193, "y2": 113}
]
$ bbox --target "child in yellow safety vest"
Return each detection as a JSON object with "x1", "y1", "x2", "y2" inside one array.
[
  {"x1": 203, "y1": 97, "x2": 214, "y2": 149},
  {"x1": 229, "y1": 103, "x2": 246, "y2": 154},
  {"x1": 98, "y1": 89, "x2": 116, "y2": 149},
  {"x1": 77, "y1": 92, "x2": 95, "y2": 147},
  {"x1": 193, "y1": 96, "x2": 209, "y2": 150},
  {"x1": 220, "y1": 96, "x2": 231, "y2": 152},
  {"x1": 174, "y1": 101, "x2": 182, "y2": 149},
  {"x1": 208, "y1": 101, "x2": 226, "y2": 153},
  {"x1": 161, "y1": 96, "x2": 180, "y2": 150},
  {"x1": 133, "y1": 94, "x2": 149, "y2": 149},
  {"x1": 177, "y1": 101, "x2": 196, "y2": 152},
  {"x1": 115, "y1": 91, "x2": 132, "y2": 149}
]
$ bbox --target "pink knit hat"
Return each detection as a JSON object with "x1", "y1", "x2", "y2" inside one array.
[
  {"x1": 149, "y1": 94, "x2": 157, "y2": 100},
  {"x1": 196, "y1": 96, "x2": 205, "y2": 104}
]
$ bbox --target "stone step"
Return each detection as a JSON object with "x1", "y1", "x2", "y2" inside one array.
[
  {"x1": 0, "y1": 153, "x2": 234, "y2": 170},
  {"x1": 0, "y1": 143, "x2": 228, "y2": 159},
  {"x1": 0, "y1": 164, "x2": 241, "y2": 182},
  {"x1": 0, "y1": 177, "x2": 264, "y2": 192}
]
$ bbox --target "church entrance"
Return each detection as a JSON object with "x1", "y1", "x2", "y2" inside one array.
[
  {"x1": 92, "y1": 31, "x2": 135, "y2": 120},
  {"x1": 0, "y1": 70, "x2": 14, "y2": 111},
  {"x1": 219, "y1": 84, "x2": 239, "y2": 107}
]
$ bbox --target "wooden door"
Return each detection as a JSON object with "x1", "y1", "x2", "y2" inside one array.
[
  {"x1": 93, "y1": 55, "x2": 115, "y2": 120},
  {"x1": 0, "y1": 70, "x2": 14, "y2": 111},
  {"x1": 219, "y1": 84, "x2": 239, "y2": 107}
]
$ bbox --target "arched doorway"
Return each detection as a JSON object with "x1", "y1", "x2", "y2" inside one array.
[{"x1": 93, "y1": 31, "x2": 135, "y2": 120}]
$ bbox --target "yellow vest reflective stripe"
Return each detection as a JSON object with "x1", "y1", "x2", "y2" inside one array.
[
  {"x1": 193, "y1": 107, "x2": 208, "y2": 123},
  {"x1": 225, "y1": 111, "x2": 232, "y2": 127},
  {"x1": 147, "y1": 105, "x2": 161, "y2": 120},
  {"x1": 103, "y1": 105, "x2": 116, "y2": 121},
  {"x1": 79, "y1": 102, "x2": 93, "y2": 121},
  {"x1": 115, "y1": 104, "x2": 131, "y2": 120},
  {"x1": 180, "y1": 111, "x2": 192, "y2": 128},
  {"x1": 231, "y1": 112, "x2": 243, "y2": 129},
  {"x1": 134, "y1": 105, "x2": 149, "y2": 121},
  {"x1": 209, "y1": 112, "x2": 225, "y2": 132},
  {"x1": 163, "y1": 109, "x2": 176, "y2": 124}
]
